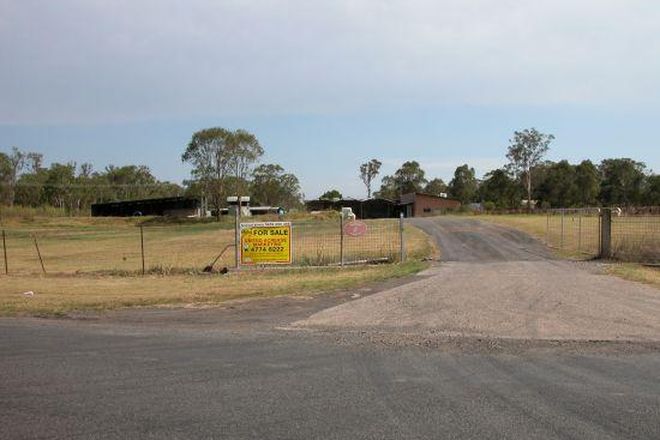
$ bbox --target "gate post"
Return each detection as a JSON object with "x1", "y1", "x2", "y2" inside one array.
[
  {"x1": 600, "y1": 208, "x2": 612, "y2": 259},
  {"x1": 399, "y1": 212, "x2": 406, "y2": 263}
]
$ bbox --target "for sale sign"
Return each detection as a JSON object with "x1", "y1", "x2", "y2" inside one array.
[{"x1": 240, "y1": 222, "x2": 292, "y2": 265}]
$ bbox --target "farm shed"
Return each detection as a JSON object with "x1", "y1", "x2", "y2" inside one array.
[
  {"x1": 91, "y1": 197, "x2": 201, "y2": 217},
  {"x1": 398, "y1": 192, "x2": 461, "y2": 217},
  {"x1": 305, "y1": 198, "x2": 399, "y2": 219}
]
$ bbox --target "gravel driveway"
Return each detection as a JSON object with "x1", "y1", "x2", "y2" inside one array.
[{"x1": 297, "y1": 217, "x2": 660, "y2": 341}]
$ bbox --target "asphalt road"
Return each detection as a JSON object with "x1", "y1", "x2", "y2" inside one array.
[{"x1": 2, "y1": 217, "x2": 660, "y2": 439}]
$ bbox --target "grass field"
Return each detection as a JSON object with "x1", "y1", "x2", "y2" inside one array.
[
  {"x1": 0, "y1": 214, "x2": 434, "y2": 316},
  {"x1": 0, "y1": 215, "x2": 432, "y2": 275},
  {"x1": 0, "y1": 261, "x2": 427, "y2": 316}
]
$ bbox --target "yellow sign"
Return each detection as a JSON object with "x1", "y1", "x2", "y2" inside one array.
[{"x1": 240, "y1": 222, "x2": 292, "y2": 265}]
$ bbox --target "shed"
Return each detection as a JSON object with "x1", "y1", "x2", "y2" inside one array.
[{"x1": 398, "y1": 192, "x2": 461, "y2": 217}]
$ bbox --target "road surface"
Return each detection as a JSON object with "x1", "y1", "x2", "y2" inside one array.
[{"x1": 2, "y1": 216, "x2": 660, "y2": 439}]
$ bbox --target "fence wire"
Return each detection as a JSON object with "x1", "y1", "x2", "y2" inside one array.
[
  {"x1": 612, "y1": 207, "x2": 660, "y2": 263},
  {"x1": 0, "y1": 218, "x2": 403, "y2": 276},
  {"x1": 545, "y1": 207, "x2": 660, "y2": 263},
  {"x1": 545, "y1": 208, "x2": 601, "y2": 258}
]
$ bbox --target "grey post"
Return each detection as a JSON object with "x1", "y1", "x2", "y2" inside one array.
[
  {"x1": 578, "y1": 212, "x2": 582, "y2": 254},
  {"x1": 140, "y1": 225, "x2": 145, "y2": 275},
  {"x1": 234, "y1": 207, "x2": 240, "y2": 269},
  {"x1": 600, "y1": 208, "x2": 612, "y2": 259},
  {"x1": 545, "y1": 212, "x2": 549, "y2": 245},
  {"x1": 560, "y1": 209, "x2": 565, "y2": 250},
  {"x1": 399, "y1": 212, "x2": 406, "y2": 262},
  {"x1": 2, "y1": 229, "x2": 7, "y2": 275},
  {"x1": 339, "y1": 214, "x2": 344, "y2": 267}
]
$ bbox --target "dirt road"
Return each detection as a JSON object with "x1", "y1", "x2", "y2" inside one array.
[{"x1": 297, "y1": 217, "x2": 660, "y2": 341}]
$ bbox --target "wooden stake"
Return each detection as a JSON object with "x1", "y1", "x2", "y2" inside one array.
[
  {"x1": 2, "y1": 229, "x2": 7, "y2": 275},
  {"x1": 32, "y1": 234, "x2": 46, "y2": 274}
]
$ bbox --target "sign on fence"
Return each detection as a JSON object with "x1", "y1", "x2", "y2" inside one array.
[
  {"x1": 240, "y1": 222, "x2": 292, "y2": 265},
  {"x1": 343, "y1": 220, "x2": 368, "y2": 237}
]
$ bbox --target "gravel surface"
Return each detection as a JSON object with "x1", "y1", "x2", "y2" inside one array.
[{"x1": 297, "y1": 217, "x2": 660, "y2": 341}]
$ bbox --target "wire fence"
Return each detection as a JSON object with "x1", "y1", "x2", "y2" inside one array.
[
  {"x1": 0, "y1": 217, "x2": 405, "y2": 276},
  {"x1": 544, "y1": 207, "x2": 660, "y2": 263},
  {"x1": 611, "y1": 207, "x2": 660, "y2": 263},
  {"x1": 545, "y1": 208, "x2": 602, "y2": 258}
]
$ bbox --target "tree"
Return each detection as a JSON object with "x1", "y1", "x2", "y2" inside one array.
[
  {"x1": 479, "y1": 169, "x2": 521, "y2": 209},
  {"x1": 182, "y1": 128, "x2": 232, "y2": 218},
  {"x1": 375, "y1": 161, "x2": 427, "y2": 199},
  {"x1": 506, "y1": 128, "x2": 554, "y2": 210},
  {"x1": 320, "y1": 189, "x2": 342, "y2": 200},
  {"x1": 251, "y1": 164, "x2": 302, "y2": 209},
  {"x1": 43, "y1": 162, "x2": 76, "y2": 210},
  {"x1": 448, "y1": 164, "x2": 478, "y2": 204},
  {"x1": 599, "y1": 158, "x2": 646, "y2": 206},
  {"x1": 424, "y1": 178, "x2": 447, "y2": 196},
  {"x1": 574, "y1": 160, "x2": 600, "y2": 206},
  {"x1": 359, "y1": 159, "x2": 382, "y2": 199},
  {"x1": 644, "y1": 174, "x2": 660, "y2": 205},
  {"x1": 227, "y1": 129, "x2": 263, "y2": 196},
  {"x1": 0, "y1": 152, "x2": 12, "y2": 205},
  {"x1": 536, "y1": 160, "x2": 577, "y2": 208}
]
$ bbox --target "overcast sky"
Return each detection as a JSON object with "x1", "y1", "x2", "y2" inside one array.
[{"x1": 1, "y1": 0, "x2": 659, "y2": 198}]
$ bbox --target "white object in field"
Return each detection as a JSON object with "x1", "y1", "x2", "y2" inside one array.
[
  {"x1": 341, "y1": 207, "x2": 356, "y2": 221},
  {"x1": 22, "y1": 291, "x2": 34, "y2": 296}
]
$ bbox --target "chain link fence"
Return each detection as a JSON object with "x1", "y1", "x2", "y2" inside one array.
[{"x1": 0, "y1": 217, "x2": 406, "y2": 276}]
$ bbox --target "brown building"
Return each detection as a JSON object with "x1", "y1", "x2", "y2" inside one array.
[{"x1": 399, "y1": 192, "x2": 461, "y2": 217}]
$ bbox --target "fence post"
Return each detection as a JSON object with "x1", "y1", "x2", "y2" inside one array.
[
  {"x1": 2, "y1": 229, "x2": 8, "y2": 275},
  {"x1": 234, "y1": 207, "x2": 241, "y2": 270},
  {"x1": 600, "y1": 208, "x2": 612, "y2": 259},
  {"x1": 32, "y1": 234, "x2": 46, "y2": 274},
  {"x1": 545, "y1": 212, "x2": 549, "y2": 245},
  {"x1": 560, "y1": 209, "x2": 565, "y2": 250},
  {"x1": 140, "y1": 225, "x2": 145, "y2": 275},
  {"x1": 578, "y1": 212, "x2": 582, "y2": 254},
  {"x1": 399, "y1": 212, "x2": 406, "y2": 263},
  {"x1": 339, "y1": 215, "x2": 344, "y2": 267}
]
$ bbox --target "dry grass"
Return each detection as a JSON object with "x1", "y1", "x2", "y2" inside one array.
[
  {"x1": 0, "y1": 214, "x2": 434, "y2": 316},
  {"x1": 1, "y1": 216, "x2": 430, "y2": 274},
  {"x1": 606, "y1": 263, "x2": 660, "y2": 289},
  {"x1": 0, "y1": 261, "x2": 427, "y2": 316}
]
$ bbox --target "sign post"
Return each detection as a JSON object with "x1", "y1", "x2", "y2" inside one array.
[{"x1": 240, "y1": 222, "x2": 292, "y2": 265}]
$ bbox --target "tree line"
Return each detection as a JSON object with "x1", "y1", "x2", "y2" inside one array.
[
  {"x1": 1, "y1": 127, "x2": 304, "y2": 215},
  {"x1": 0, "y1": 147, "x2": 183, "y2": 213},
  {"x1": 336, "y1": 128, "x2": 659, "y2": 209}
]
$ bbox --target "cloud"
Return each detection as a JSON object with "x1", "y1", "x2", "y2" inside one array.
[{"x1": 2, "y1": 0, "x2": 660, "y2": 124}]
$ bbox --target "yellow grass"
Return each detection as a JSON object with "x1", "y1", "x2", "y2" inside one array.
[
  {"x1": 0, "y1": 215, "x2": 434, "y2": 316},
  {"x1": 0, "y1": 261, "x2": 427, "y2": 316},
  {"x1": 0, "y1": 216, "x2": 430, "y2": 274},
  {"x1": 606, "y1": 263, "x2": 660, "y2": 289}
]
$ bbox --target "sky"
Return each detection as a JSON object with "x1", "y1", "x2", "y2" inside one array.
[{"x1": 1, "y1": 0, "x2": 659, "y2": 199}]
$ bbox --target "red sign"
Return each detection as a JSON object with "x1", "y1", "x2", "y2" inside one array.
[{"x1": 344, "y1": 220, "x2": 368, "y2": 237}]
